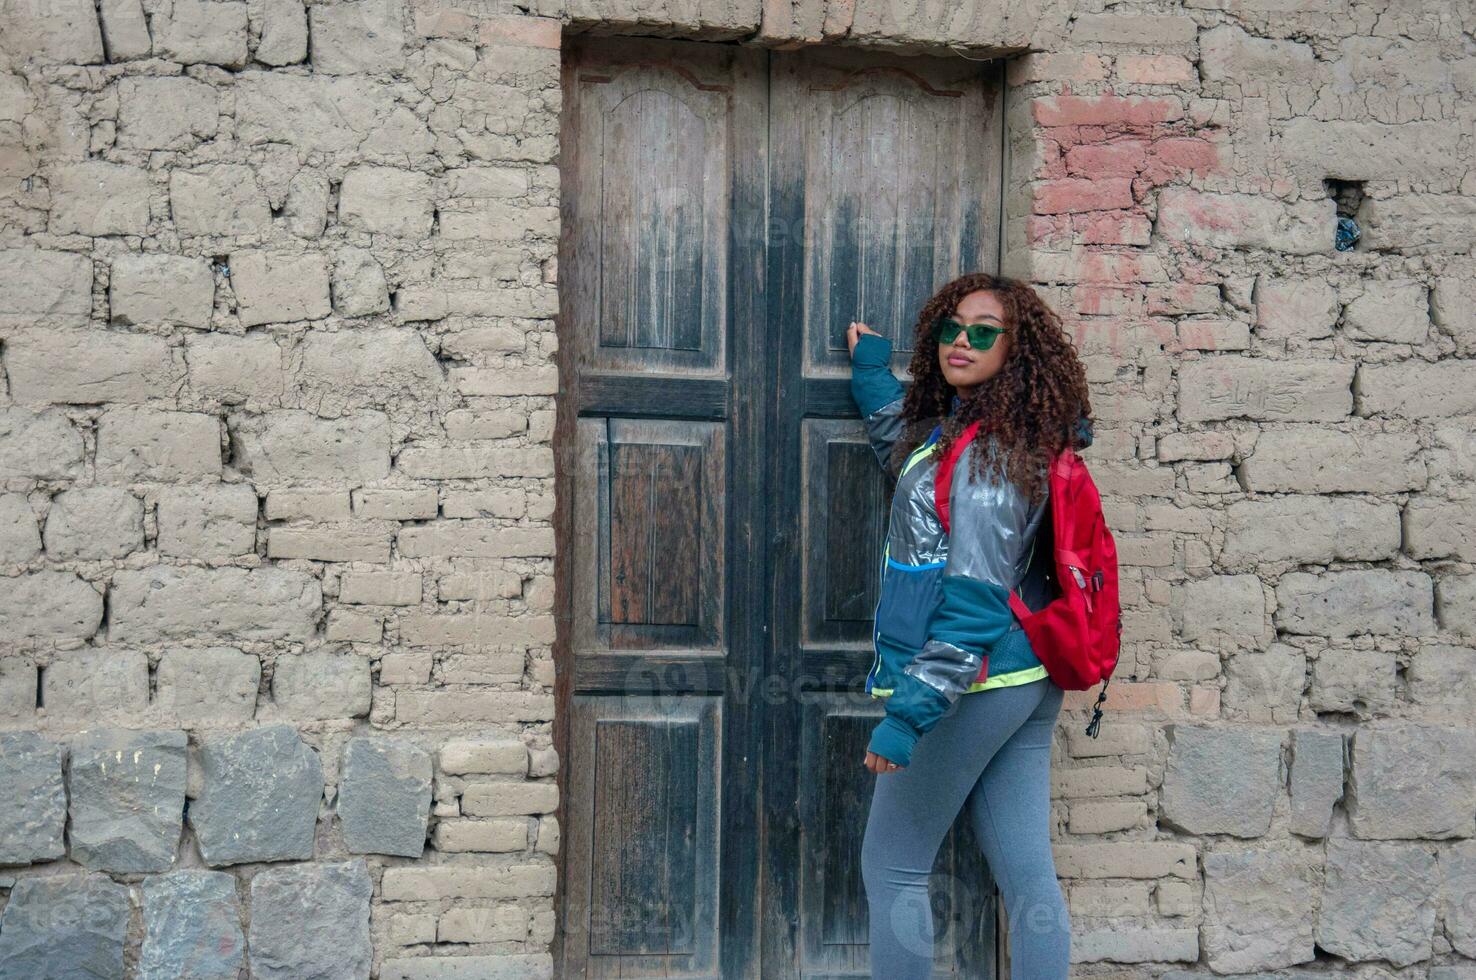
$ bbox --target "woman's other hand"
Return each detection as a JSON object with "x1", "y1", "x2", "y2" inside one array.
[
  {"x1": 863, "y1": 749, "x2": 903, "y2": 774},
  {"x1": 847, "y1": 321, "x2": 881, "y2": 358}
]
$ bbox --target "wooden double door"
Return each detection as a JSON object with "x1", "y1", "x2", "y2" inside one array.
[{"x1": 555, "y1": 35, "x2": 1008, "y2": 979}]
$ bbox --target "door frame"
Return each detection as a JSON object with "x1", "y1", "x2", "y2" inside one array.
[{"x1": 551, "y1": 33, "x2": 1017, "y2": 978}]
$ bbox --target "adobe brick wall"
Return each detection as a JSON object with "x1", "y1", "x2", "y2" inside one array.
[{"x1": 0, "y1": 0, "x2": 1472, "y2": 977}]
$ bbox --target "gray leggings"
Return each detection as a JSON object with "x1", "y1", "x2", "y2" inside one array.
[{"x1": 861, "y1": 676, "x2": 1070, "y2": 978}]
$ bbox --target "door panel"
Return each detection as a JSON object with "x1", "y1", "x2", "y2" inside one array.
[
  {"x1": 765, "y1": 45, "x2": 1007, "y2": 980},
  {"x1": 558, "y1": 35, "x2": 1007, "y2": 980},
  {"x1": 559, "y1": 35, "x2": 767, "y2": 980},
  {"x1": 572, "y1": 417, "x2": 725, "y2": 653},
  {"x1": 565, "y1": 695, "x2": 721, "y2": 975}
]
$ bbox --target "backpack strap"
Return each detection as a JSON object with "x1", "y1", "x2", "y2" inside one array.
[{"x1": 932, "y1": 420, "x2": 982, "y2": 535}]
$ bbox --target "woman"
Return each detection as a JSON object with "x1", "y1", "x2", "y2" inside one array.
[{"x1": 846, "y1": 272, "x2": 1092, "y2": 979}]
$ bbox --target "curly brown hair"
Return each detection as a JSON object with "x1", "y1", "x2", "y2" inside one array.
[{"x1": 889, "y1": 272, "x2": 1093, "y2": 503}]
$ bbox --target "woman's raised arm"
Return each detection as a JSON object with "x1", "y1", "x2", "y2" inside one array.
[{"x1": 847, "y1": 322, "x2": 906, "y2": 475}]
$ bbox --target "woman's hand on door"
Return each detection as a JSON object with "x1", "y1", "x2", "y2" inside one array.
[
  {"x1": 846, "y1": 321, "x2": 881, "y2": 358},
  {"x1": 863, "y1": 749, "x2": 903, "y2": 774}
]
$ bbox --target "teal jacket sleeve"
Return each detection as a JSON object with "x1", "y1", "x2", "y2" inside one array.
[
  {"x1": 867, "y1": 439, "x2": 1049, "y2": 767},
  {"x1": 849, "y1": 332, "x2": 906, "y2": 473}
]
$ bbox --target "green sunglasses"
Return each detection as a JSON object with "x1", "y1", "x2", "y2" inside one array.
[{"x1": 932, "y1": 316, "x2": 1006, "y2": 350}]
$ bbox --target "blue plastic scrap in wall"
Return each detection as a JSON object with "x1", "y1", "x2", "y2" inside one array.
[{"x1": 1335, "y1": 215, "x2": 1360, "y2": 251}]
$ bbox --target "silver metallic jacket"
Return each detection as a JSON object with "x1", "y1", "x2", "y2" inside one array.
[{"x1": 860, "y1": 391, "x2": 1052, "y2": 703}]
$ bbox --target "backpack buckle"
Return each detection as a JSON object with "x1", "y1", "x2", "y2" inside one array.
[{"x1": 1091, "y1": 569, "x2": 1104, "y2": 592}]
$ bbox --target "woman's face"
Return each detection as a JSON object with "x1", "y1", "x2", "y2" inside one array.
[{"x1": 937, "y1": 289, "x2": 1011, "y2": 396}]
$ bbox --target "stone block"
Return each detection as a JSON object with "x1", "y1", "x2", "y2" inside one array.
[
  {"x1": 99, "y1": 0, "x2": 151, "y2": 61},
  {"x1": 155, "y1": 647, "x2": 260, "y2": 725},
  {"x1": 1434, "y1": 268, "x2": 1476, "y2": 356},
  {"x1": 437, "y1": 905, "x2": 526, "y2": 943},
  {"x1": 1441, "y1": 842, "x2": 1476, "y2": 958},
  {"x1": 1289, "y1": 729, "x2": 1344, "y2": 839},
  {"x1": 1160, "y1": 724, "x2": 1281, "y2": 837},
  {"x1": 0, "y1": 0, "x2": 104, "y2": 64},
  {"x1": 68, "y1": 729, "x2": 186, "y2": 873},
  {"x1": 0, "y1": 250, "x2": 93, "y2": 324},
  {"x1": 1282, "y1": 118, "x2": 1462, "y2": 187},
  {"x1": 1409, "y1": 645, "x2": 1476, "y2": 723},
  {"x1": 1239, "y1": 427, "x2": 1425, "y2": 493},
  {"x1": 190, "y1": 724, "x2": 322, "y2": 866},
  {"x1": 296, "y1": 329, "x2": 442, "y2": 411},
  {"x1": 339, "y1": 737, "x2": 432, "y2": 857},
  {"x1": 380, "y1": 955, "x2": 554, "y2": 980},
  {"x1": 111, "y1": 565, "x2": 320, "y2": 643},
  {"x1": 432, "y1": 818, "x2": 527, "y2": 853},
  {"x1": 0, "y1": 494, "x2": 40, "y2": 563},
  {"x1": 186, "y1": 333, "x2": 286, "y2": 406},
  {"x1": 1201, "y1": 846, "x2": 1321, "y2": 972},
  {"x1": 1156, "y1": 188, "x2": 1331, "y2": 255},
  {"x1": 0, "y1": 409, "x2": 84, "y2": 481},
  {"x1": 332, "y1": 248, "x2": 391, "y2": 316},
  {"x1": 0, "y1": 657, "x2": 37, "y2": 724},
  {"x1": 461, "y1": 780, "x2": 558, "y2": 817},
  {"x1": 1309, "y1": 648, "x2": 1397, "y2": 715},
  {"x1": 95, "y1": 408, "x2": 221, "y2": 482},
  {"x1": 284, "y1": 170, "x2": 329, "y2": 236},
  {"x1": 0, "y1": 570, "x2": 103, "y2": 643},
  {"x1": 351, "y1": 488, "x2": 437, "y2": 520},
  {"x1": 0, "y1": 732, "x2": 66, "y2": 864},
  {"x1": 40, "y1": 648, "x2": 148, "y2": 718},
  {"x1": 171, "y1": 165, "x2": 271, "y2": 237},
  {"x1": 264, "y1": 488, "x2": 351, "y2": 522},
  {"x1": 1347, "y1": 724, "x2": 1476, "y2": 839},
  {"x1": 156, "y1": 483, "x2": 258, "y2": 560},
  {"x1": 1363, "y1": 194, "x2": 1476, "y2": 253},
  {"x1": 139, "y1": 871, "x2": 245, "y2": 980},
  {"x1": 255, "y1": 0, "x2": 308, "y2": 65},
  {"x1": 1275, "y1": 569, "x2": 1435, "y2": 638},
  {"x1": 1177, "y1": 357, "x2": 1352, "y2": 422},
  {"x1": 1344, "y1": 279, "x2": 1430, "y2": 344},
  {"x1": 395, "y1": 690, "x2": 554, "y2": 724},
  {"x1": 268, "y1": 525, "x2": 392, "y2": 564},
  {"x1": 249, "y1": 859, "x2": 372, "y2": 980},
  {"x1": 272, "y1": 653, "x2": 371, "y2": 720},
  {"x1": 50, "y1": 162, "x2": 151, "y2": 236},
  {"x1": 1316, "y1": 837, "x2": 1436, "y2": 966},
  {"x1": 0, "y1": 874, "x2": 129, "y2": 979},
  {"x1": 379, "y1": 862, "x2": 556, "y2": 901},
  {"x1": 42, "y1": 487, "x2": 143, "y2": 560},
  {"x1": 340, "y1": 570, "x2": 422, "y2": 606},
  {"x1": 110, "y1": 253, "x2": 214, "y2": 328},
  {"x1": 6, "y1": 328, "x2": 179, "y2": 405},
  {"x1": 236, "y1": 74, "x2": 430, "y2": 156},
  {"x1": 1222, "y1": 495, "x2": 1399, "y2": 568},
  {"x1": 1222, "y1": 643, "x2": 1304, "y2": 726},
  {"x1": 1438, "y1": 573, "x2": 1476, "y2": 639},
  {"x1": 528, "y1": 745, "x2": 558, "y2": 777},
  {"x1": 1169, "y1": 574, "x2": 1267, "y2": 648},
  {"x1": 1359, "y1": 360, "x2": 1476, "y2": 418},
  {"x1": 117, "y1": 76, "x2": 218, "y2": 150},
  {"x1": 231, "y1": 410, "x2": 390, "y2": 485},
  {"x1": 153, "y1": 0, "x2": 249, "y2": 67},
  {"x1": 338, "y1": 167, "x2": 432, "y2": 237},
  {"x1": 397, "y1": 524, "x2": 554, "y2": 559},
  {"x1": 229, "y1": 250, "x2": 330, "y2": 326},
  {"x1": 1253, "y1": 276, "x2": 1337, "y2": 345},
  {"x1": 309, "y1": 0, "x2": 405, "y2": 74},
  {"x1": 1071, "y1": 927, "x2": 1199, "y2": 963},
  {"x1": 1406, "y1": 495, "x2": 1476, "y2": 562},
  {"x1": 439, "y1": 738, "x2": 528, "y2": 776}
]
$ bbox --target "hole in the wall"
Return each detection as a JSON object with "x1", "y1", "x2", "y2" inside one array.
[
  {"x1": 1324, "y1": 178, "x2": 1364, "y2": 251},
  {"x1": 35, "y1": 666, "x2": 43, "y2": 709}
]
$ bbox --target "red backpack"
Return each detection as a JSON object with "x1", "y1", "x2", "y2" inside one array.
[{"x1": 935, "y1": 420, "x2": 1122, "y2": 737}]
